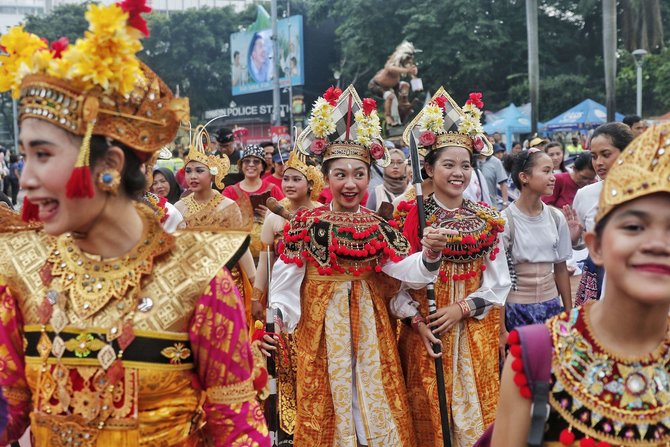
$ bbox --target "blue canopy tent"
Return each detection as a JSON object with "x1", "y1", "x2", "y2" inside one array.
[
  {"x1": 544, "y1": 99, "x2": 624, "y2": 133},
  {"x1": 483, "y1": 103, "x2": 541, "y2": 149}
]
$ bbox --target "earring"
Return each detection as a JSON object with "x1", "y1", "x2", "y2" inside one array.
[{"x1": 97, "y1": 169, "x2": 121, "y2": 194}]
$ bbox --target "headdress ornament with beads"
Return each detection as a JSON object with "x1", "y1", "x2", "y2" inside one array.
[
  {"x1": 185, "y1": 125, "x2": 230, "y2": 190},
  {"x1": 403, "y1": 87, "x2": 492, "y2": 157},
  {"x1": 296, "y1": 85, "x2": 390, "y2": 167},
  {"x1": 596, "y1": 122, "x2": 670, "y2": 222},
  {"x1": 0, "y1": 0, "x2": 188, "y2": 199},
  {"x1": 284, "y1": 151, "x2": 324, "y2": 201}
]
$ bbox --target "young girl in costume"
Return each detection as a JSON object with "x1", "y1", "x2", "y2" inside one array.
[
  {"x1": 501, "y1": 149, "x2": 573, "y2": 333},
  {"x1": 0, "y1": 5, "x2": 269, "y2": 445},
  {"x1": 564, "y1": 123, "x2": 634, "y2": 304},
  {"x1": 492, "y1": 121, "x2": 670, "y2": 447},
  {"x1": 261, "y1": 86, "x2": 451, "y2": 447},
  {"x1": 395, "y1": 88, "x2": 511, "y2": 447}
]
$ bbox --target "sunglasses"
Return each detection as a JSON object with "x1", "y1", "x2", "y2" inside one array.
[{"x1": 243, "y1": 158, "x2": 262, "y2": 165}]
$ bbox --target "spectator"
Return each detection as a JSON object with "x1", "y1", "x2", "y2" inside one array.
[
  {"x1": 367, "y1": 148, "x2": 409, "y2": 211},
  {"x1": 544, "y1": 141, "x2": 568, "y2": 173},
  {"x1": 493, "y1": 143, "x2": 506, "y2": 160},
  {"x1": 260, "y1": 141, "x2": 276, "y2": 177},
  {"x1": 151, "y1": 166, "x2": 183, "y2": 204},
  {"x1": 479, "y1": 151, "x2": 509, "y2": 209},
  {"x1": 262, "y1": 150, "x2": 288, "y2": 189},
  {"x1": 565, "y1": 135, "x2": 584, "y2": 156},
  {"x1": 492, "y1": 131, "x2": 506, "y2": 150},
  {"x1": 510, "y1": 141, "x2": 523, "y2": 155},
  {"x1": 528, "y1": 136, "x2": 549, "y2": 151},
  {"x1": 542, "y1": 151, "x2": 596, "y2": 208},
  {"x1": 214, "y1": 127, "x2": 244, "y2": 187},
  {"x1": 5, "y1": 153, "x2": 20, "y2": 206},
  {"x1": 623, "y1": 114, "x2": 647, "y2": 137}
]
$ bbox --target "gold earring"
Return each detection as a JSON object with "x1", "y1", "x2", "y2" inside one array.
[{"x1": 97, "y1": 169, "x2": 121, "y2": 194}]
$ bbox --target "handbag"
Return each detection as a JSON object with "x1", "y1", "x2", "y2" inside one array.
[{"x1": 473, "y1": 323, "x2": 553, "y2": 447}]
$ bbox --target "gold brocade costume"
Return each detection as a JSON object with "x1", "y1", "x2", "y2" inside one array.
[{"x1": 0, "y1": 205, "x2": 268, "y2": 446}]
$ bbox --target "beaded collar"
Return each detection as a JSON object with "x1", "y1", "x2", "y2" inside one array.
[
  {"x1": 548, "y1": 305, "x2": 670, "y2": 445},
  {"x1": 280, "y1": 206, "x2": 409, "y2": 276}
]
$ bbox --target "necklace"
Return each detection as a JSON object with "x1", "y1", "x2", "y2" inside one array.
[{"x1": 183, "y1": 191, "x2": 222, "y2": 216}]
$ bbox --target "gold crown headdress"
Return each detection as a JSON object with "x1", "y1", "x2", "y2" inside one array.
[
  {"x1": 596, "y1": 122, "x2": 670, "y2": 222},
  {"x1": 185, "y1": 125, "x2": 230, "y2": 190},
  {"x1": 403, "y1": 87, "x2": 492, "y2": 157},
  {"x1": 284, "y1": 151, "x2": 324, "y2": 201},
  {"x1": 0, "y1": 1, "x2": 188, "y2": 199},
  {"x1": 296, "y1": 85, "x2": 391, "y2": 167}
]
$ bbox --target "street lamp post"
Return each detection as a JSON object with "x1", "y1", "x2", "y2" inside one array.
[{"x1": 632, "y1": 49, "x2": 647, "y2": 117}]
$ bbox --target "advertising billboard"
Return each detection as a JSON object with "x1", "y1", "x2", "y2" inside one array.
[{"x1": 230, "y1": 15, "x2": 304, "y2": 96}]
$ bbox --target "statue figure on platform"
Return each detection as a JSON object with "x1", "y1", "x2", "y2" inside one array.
[{"x1": 368, "y1": 41, "x2": 421, "y2": 127}]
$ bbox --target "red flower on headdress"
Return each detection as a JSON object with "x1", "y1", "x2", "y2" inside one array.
[
  {"x1": 370, "y1": 142, "x2": 385, "y2": 160},
  {"x1": 311, "y1": 138, "x2": 328, "y2": 155},
  {"x1": 117, "y1": 0, "x2": 152, "y2": 37},
  {"x1": 434, "y1": 95, "x2": 448, "y2": 111},
  {"x1": 473, "y1": 136, "x2": 485, "y2": 153},
  {"x1": 419, "y1": 131, "x2": 436, "y2": 147},
  {"x1": 50, "y1": 37, "x2": 69, "y2": 59},
  {"x1": 362, "y1": 98, "x2": 377, "y2": 116},
  {"x1": 466, "y1": 92, "x2": 484, "y2": 109},
  {"x1": 323, "y1": 86, "x2": 342, "y2": 106}
]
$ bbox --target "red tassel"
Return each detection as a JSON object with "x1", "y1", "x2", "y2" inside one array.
[
  {"x1": 253, "y1": 368, "x2": 268, "y2": 391},
  {"x1": 65, "y1": 166, "x2": 95, "y2": 198},
  {"x1": 21, "y1": 197, "x2": 40, "y2": 222}
]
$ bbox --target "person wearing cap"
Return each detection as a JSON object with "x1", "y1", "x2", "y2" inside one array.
[
  {"x1": 0, "y1": 4, "x2": 269, "y2": 446},
  {"x1": 223, "y1": 144, "x2": 284, "y2": 259},
  {"x1": 565, "y1": 135, "x2": 584, "y2": 155},
  {"x1": 262, "y1": 150, "x2": 288, "y2": 190},
  {"x1": 261, "y1": 86, "x2": 450, "y2": 447},
  {"x1": 492, "y1": 122, "x2": 670, "y2": 447},
  {"x1": 214, "y1": 127, "x2": 244, "y2": 187},
  {"x1": 492, "y1": 142, "x2": 506, "y2": 160},
  {"x1": 528, "y1": 136, "x2": 549, "y2": 151},
  {"x1": 394, "y1": 89, "x2": 511, "y2": 447}
]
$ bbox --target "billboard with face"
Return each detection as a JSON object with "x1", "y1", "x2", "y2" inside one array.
[{"x1": 230, "y1": 15, "x2": 304, "y2": 96}]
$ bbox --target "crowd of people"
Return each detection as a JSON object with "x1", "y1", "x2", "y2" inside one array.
[{"x1": 0, "y1": 3, "x2": 668, "y2": 447}]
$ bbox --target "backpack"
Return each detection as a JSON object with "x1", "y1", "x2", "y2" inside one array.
[{"x1": 473, "y1": 324, "x2": 553, "y2": 447}]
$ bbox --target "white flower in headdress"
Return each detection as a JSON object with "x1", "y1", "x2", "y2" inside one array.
[
  {"x1": 420, "y1": 103, "x2": 445, "y2": 135},
  {"x1": 309, "y1": 97, "x2": 337, "y2": 138},
  {"x1": 210, "y1": 166, "x2": 219, "y2": 176}
]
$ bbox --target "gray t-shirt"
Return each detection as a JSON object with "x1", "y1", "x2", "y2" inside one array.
[{"x1": 479, "y1": 156, "x2": 508, "y2": 202}]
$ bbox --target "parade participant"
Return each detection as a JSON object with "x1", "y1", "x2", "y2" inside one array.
[
  {"x1": 140, "y1": 152, "x2": 183, "y2": 234},
  {"x1": 223, "y1": 144, "x2": 284, "y2": 259},
  {"x1": 367, "y1": 148, "x2": 410, "y2": 212},
  {"x1": 565, "y1": 123, "x2": 634, "y2": 304},
  {"x1": 491, "y1": 121, "x2": 670, "y2": 447},
  {"x1": 152, "y1": 166, "x2": 182, "y2": 204},
  {"x1": 174, "y1": 126, "x2": 257, "y2": 323},
  {"x1": 545, "y1": 141, "x2": 568, "y2": 174},
  {"x1": 502, "y1": 149, "x2": 572, "y2": 333},
  {"x1": 261, "y1": 85, "x2": 450, "y2": 447},
  {"x1": 251, "y1": 151, "x2": 324, "y2": 442},
  {"x1": 542, "y1": 151, "x2": 596, "y2": 208},
  {"x1": 0, "y1": 5, "x2": 269, "y2": 445},
  {"x1": 395, "y1": 88, "x2": 511, "y2": 446}
]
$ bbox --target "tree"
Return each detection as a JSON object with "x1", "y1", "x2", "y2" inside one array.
[
  {"x1": 23, "y1": 3, "x2": 88, "y2": 42},
  {"x1": 621, "y1": 0, "x2": 664, "y2": 52}
]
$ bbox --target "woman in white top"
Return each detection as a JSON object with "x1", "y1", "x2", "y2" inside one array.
[
  {"x1": 565, "y1": 122, "x2": 634, "y2": 304},
  {"x1": 367, "y1": 148, "x2": 410, "y2": 211},
  {"x1": 502, "y1": 148, "x2": 573, "y2": 332}
]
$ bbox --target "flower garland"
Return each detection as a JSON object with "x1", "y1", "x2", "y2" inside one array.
[
  {"x1": 354, "y1": 98, "x2": 385, "y2": 160},
  {"x1": 0, "y1": 0, "x2": 150, "y2": 99},
  {"x1": 309, "y1": 86, "x2": 341, "y2": 153},
  {"x1": 459, "y1": 92, "x2": 486, "y2": 152},
  {"x1": 418, "y1": 96, "x2": 446, "y2": 146}
]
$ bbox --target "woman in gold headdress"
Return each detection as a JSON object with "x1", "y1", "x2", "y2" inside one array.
[
  {"x1": 0, "y1": 3, "x2": 269, "y2": 446},
  {"x1": 261, "y1": 86, "x2": 451, "y2": 447},
  {"x1": 174, "y1": 126, "x2": 257, "y2": 325},
  {"x1": 396, "y1": 89, "x2": 511, "y2": 447}
]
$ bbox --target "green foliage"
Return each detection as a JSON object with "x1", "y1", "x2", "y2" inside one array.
[
  {"x1": 24, "y1": 3, "x2": 89, "y2": 43},
  {"x1": 616, "y1": 47, "x2": 670, "y2": 116}
]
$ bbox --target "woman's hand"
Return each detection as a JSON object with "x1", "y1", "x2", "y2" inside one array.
[
  {"x1": 417, "y1": 321, "x2": 443, "y2": 358},
  {"x1": 561, "y1": 205, "x2": 583, "y2": 244},
  {"x1": 421, "y1": 226, "x2": 457, "y2": 257},
  {"x1": 427, "y1": 303, "x2": 464, "y2": 336},
  {"x1": 260, "y1": 333, "x2": 278, "y2": 357},
  {"x1": 251, "y1": 301, "x2": 265, "y2": 323},
  {"x1": 255, "y1": 204, "x2": 269, "y2": 217}
]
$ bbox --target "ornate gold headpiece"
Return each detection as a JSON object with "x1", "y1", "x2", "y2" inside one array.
[
  {"x1": 596, "y1": 122, "x2": 670, "y2": 222},
  {"x1": 285, "y1": 151, "x2": 324, "y2": 201},
  {"x1": 0, "y1": 1, "x2": 188, "y2": 199},
  {"x1": 185, "y1": 125, "x2": 230, "y2": 190},
  {"x1": 403, "y1": 87, "x2": 492, "y2": 157},
  {"x1": 296, "y1": 85, "x2": 391, "y2": 167}
]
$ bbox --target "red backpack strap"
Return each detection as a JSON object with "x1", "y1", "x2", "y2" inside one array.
[{"x1": 513, "y1": 324, "x2": 553, "y2": 447}]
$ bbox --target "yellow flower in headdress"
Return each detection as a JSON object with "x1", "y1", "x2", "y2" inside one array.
[
  {"x1": 420, "y1": 103, "x2": 445, "y2": 135},
  {"x1": 0, "y1": 26, "x2": 49, "y2": 97}
]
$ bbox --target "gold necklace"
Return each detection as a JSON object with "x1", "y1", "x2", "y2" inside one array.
[{"x1": 184, "y1": 191, "x2": 222, "y2": 215}]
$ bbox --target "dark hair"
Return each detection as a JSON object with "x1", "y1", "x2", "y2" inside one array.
[
  {"x1": 544, "y1": 141, "x2": 567, "y2": 172},
  {"x1": 259, "y1": 141, "x2": 276, "y2": 150},
  {"x1": 152, "y1": 167, "x2": 182, "y2": 204},
  {"x1": 233, "y1": 50, "x2": 240, "y2": 58},
  {"x1": 510, "y1": 150, "x2": 546, "y2": 190},
  {"x1": 572, "y1": 151, "x2": 594, "y2": 172},
  {"x1": 9, "y1": 153, "x2": 18, "y2": 163},
  {"x1": 594, "y1": 212, "x2": 611, "y2": 239},
  {"x1": 502, "y1": 153, "x2": 514, "y2": 174},
  {"x1": 214, "y1": 127, "x2": 234, "y2": 144},
  {"x1": 590, "y1": 122, "x2": 634, "y2": 151},
  {"x1": 622, "y1": 115, "x2": 642, "y2": 127},
  {"x1": 89, "y1": 136, "x2": 146, "y2": 198}
]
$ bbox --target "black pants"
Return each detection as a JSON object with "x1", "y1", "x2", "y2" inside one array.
[{"x1": 3, "y1": 176, "x2": 18, "y2": 205}]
